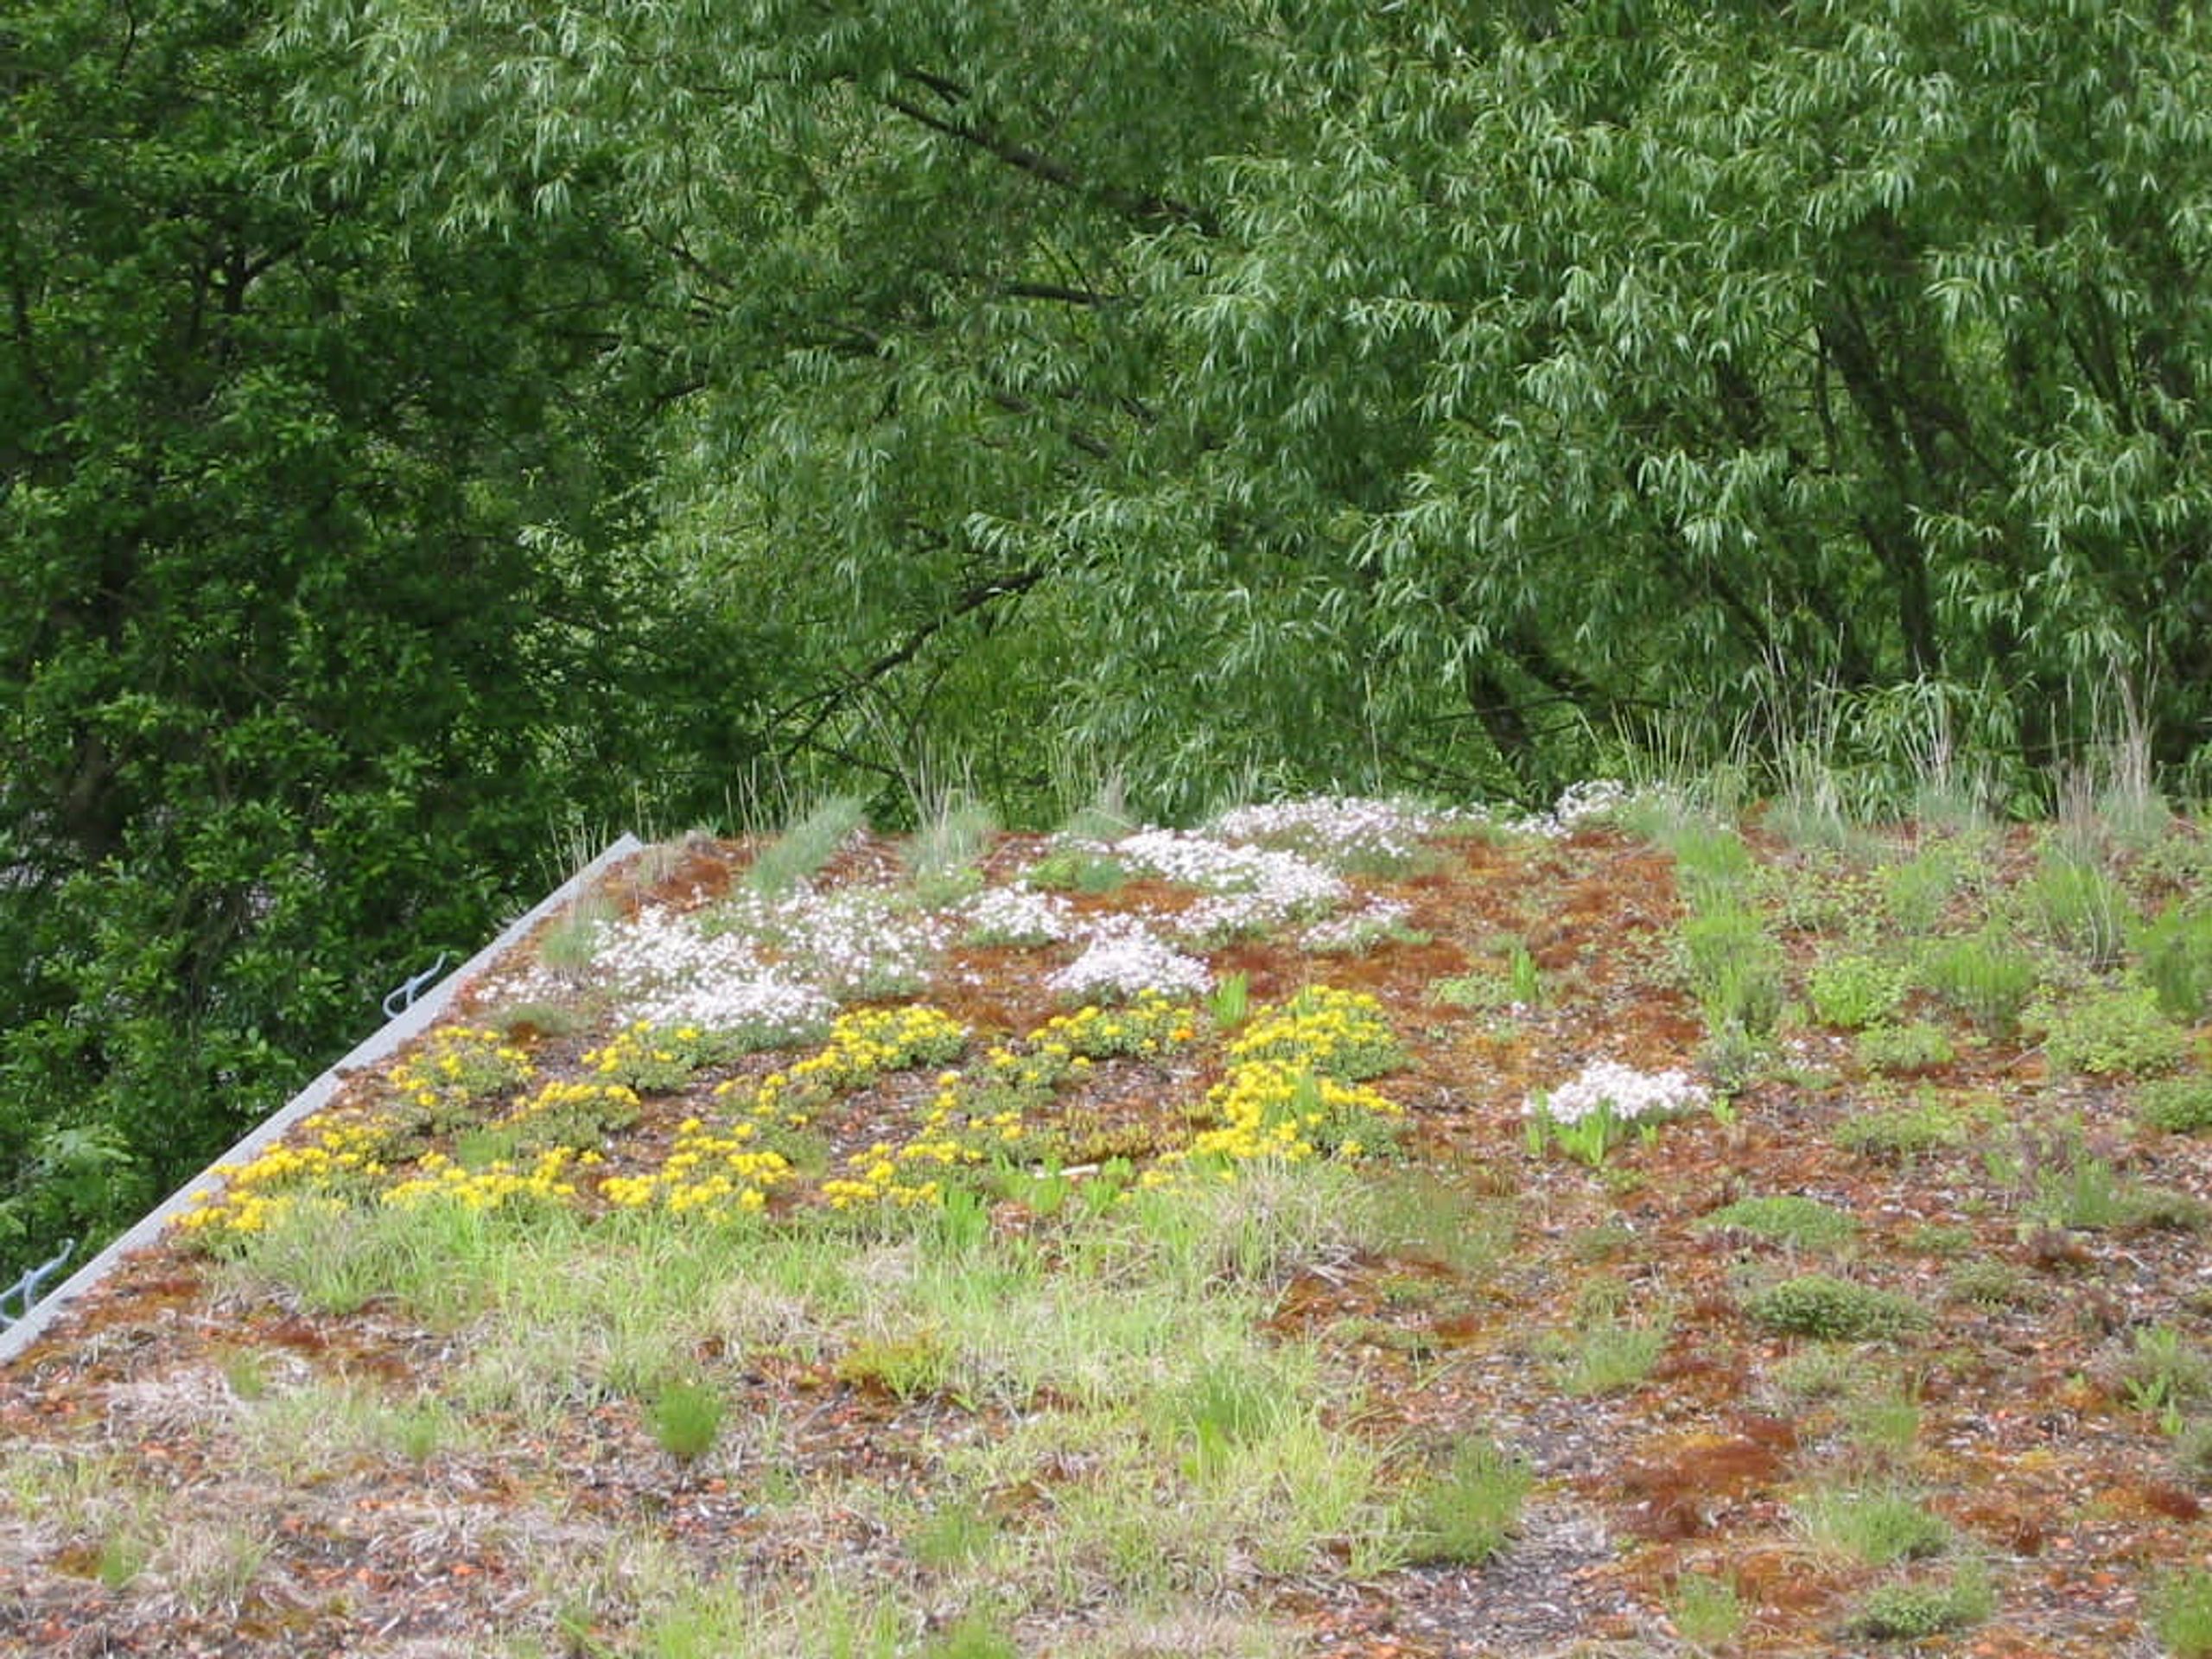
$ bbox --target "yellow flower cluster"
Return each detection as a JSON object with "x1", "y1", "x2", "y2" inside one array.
[
  {"x1": 1177, "y1": 1061, "x2": 1403, "y2": 1166},
  {"x1": 598, "y1": 1116, "x2": 793, "y2": 1221},
  {"x1": 382, "y1": 1147, "x2": 590, "y2": 1211},
  {"x1": 1035, "y1": 993, "x2": 1199, "y2": 1059},
  {"x1": 1224, "y1": 986, "x2": 1400, "y2": 1080},
  {"x1": 582, "y1": 1020, "x2": 715, "y2": 1094},
  {"x1": 1154, "y1": 988, "x2": 1408, "y2": 1182},
  {"x1": 388, "y1": 1026, "x2": 535, "y2": 1113},
  {"x1": 963, "y1": 997, "x2": 1202, "y2": 1117},
  {"x1": 494, "y1": 1078, "x2": 643, "y2": 1152},
  {"x1": 176, "y1": 1113, "x2": 392, "y2": 1245},
  {"x1": 820, "y1": 1129, "x2": 984, "y2": 1210},
  {"x1": 715, "y1": 1004, "x2": 968, "y2": 1122}
]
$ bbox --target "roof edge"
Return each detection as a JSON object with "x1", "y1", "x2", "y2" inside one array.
[{"x1": 0, "y1": 833, "x2": 646, "y2": 1367}]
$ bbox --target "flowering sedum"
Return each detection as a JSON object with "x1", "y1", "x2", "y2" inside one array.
[
  {"x1": 1153, "y1": 986, "x2": 1409, "y2": 1183},
  {"x1": 177, "y1": 1113, "x2": 392, "y2": 1246},
  {"x1": 598, "y1": 1116, "x2": 793, "y2": 1221},
  {"x1": 1046, "y1": 918, "x2": 1211, "y2": 1001},
  {"x1": 582, "y1": 1021, "x2": 723, "y2": 1094},
  {"x1": 1211, "y1": 796, "x2": 1446, "y2": 870},
  {"x1": 721, "y1": 1005, "x2": 969, "y2": 1113},
  {"x1": 1173, "y1": 1061, "x2": 1405, "y2": 1168},
  {"x1": 494, "y1": 1078, "x2": 643, "y2": 1152},
  {"x1": 382, "y1": 1147, "x2": 588, "y2": 1212},
  {"x1": 1527, "y1": 1058, "x2": 1708, "y2": 1128},
  {"x1": 963, "y1": 885, "x2": 1073, "y2": 947},
  {"x1": 387, "y1": 1027, "x2": 535, "y2": 1118},
  {"x1": 1225, "y1": 986, "x2": 1402, "y2": 1080}
]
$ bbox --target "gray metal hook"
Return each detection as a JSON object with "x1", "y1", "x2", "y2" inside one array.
[
  {"x1": 0, "y1": 1237, "x2": 76, "y2": 1330},
  {"x1": 382, "y1": 952, "x2": 452, "y2": 1020}
]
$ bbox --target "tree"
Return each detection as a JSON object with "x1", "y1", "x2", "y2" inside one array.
[
  {"x1": 0, "y1": 0, "x2": 728, "y2": 1275},
  {"x1": 287, "y1": 0, "x2": 2212, "y2": 812}
]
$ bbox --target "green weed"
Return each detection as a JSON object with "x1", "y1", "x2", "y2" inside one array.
[
  {"x1": 1840, "y1": 1562, "x2": 1993, "y2": 1641},
  {"x1": 2139, "y1": 1077, "x2": 2212, "y2": 1135},
  {"x1": 1397, "y1": 1436, "x2": 1530, "y2": 1567},
  {"x1": 1918, "y1": 932, "x2": 2037, "y2": 1035},
  {"x1": 1669, "y1": 1571, "x2": 1745, "y2": 1649},
  {"x1": 1700, "y1": 1194, "x2": 1858, "y2": 1252},
  {"x1": 1808, "y1": 950, "x2": 1910, "y2": 1030},
  {"x1": 1681, "y1": 903, "x2": 1786, "y2": 1036},
  {"x1": 1834, "y1": 1093, "x2": 1974, "y2": 1162},
  {"x1": 2024, "y1": 848, "x2": 2134, "y2": 969},
  {"x1": 1554, "y1": 1314, "x2": 1670, "y2": 1396},
  {"x1": 2028, "y1": 980, "x2": 2188, "y2": 1076},
  {"x1": 1880, "y1": 847, "x2": 1967, "y2": 934},
  {"x1": 647, "y1": 1377, "x2": 726, "y2": 1466},
  {"x1": 1852, "y1": 1020, "x2": 1958, "y2": 1076},
  {"x1": 2157, "y1": 1568, "x2": 2212, "y2": 1659},
  {"x1": 1745, "y1": 1275, "x2": 1929, "y2": 1342},
  {"x1": 1794, "y1": 1485, "x2": 1950, "y2": 1565},
  {"x1": 2135, "y1": 903, "x2": 2212, "y2": 1019}
]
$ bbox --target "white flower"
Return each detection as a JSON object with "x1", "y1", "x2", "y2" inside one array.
[
  {"x1": 1299, "y1": 897, "x2": 1414, "y2": 953},
  {"x1": 1046, "y1": 918, "x2": 1211, "y2": 1001},
  {"x1": 1505, "y1": 779, "x2": 1637, "y2": 839},
  {"x1": 1115, "y1": 828, "x2": 1344, "y2": 943},
  {"x1": 1211, "y1": 796, "x2": 1446, "y2": 867},
  {"x1": 963, "y1": 885, "x2": 1072, "y2": 945},
  {"x1": 1527, "y1": 1058, "x2": 1707, "y2": 1126}
]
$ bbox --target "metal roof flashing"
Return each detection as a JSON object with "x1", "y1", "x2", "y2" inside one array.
[{"x1": 0, "y1": 834, "x2": 645, "y2": 1367}]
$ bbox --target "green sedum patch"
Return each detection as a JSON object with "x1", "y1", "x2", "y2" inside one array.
[{"x1": 1745, "y1": 1275, "x2": 1929, "y2": 1342}]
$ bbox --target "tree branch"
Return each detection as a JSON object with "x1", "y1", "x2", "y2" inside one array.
[{"x1": 883, "y1": 78, "x2": 1215, "y2": 234}]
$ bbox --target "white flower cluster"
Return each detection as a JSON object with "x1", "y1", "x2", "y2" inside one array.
[
  {"x1": 634, "y1": 967, "x2": 834, "y2": 1042},
  {"x1": 1527, "y1": 1058, "x2": 1708, "y2": 1126},
  {"x1": 516, "y1": 904, "x2": 836, "y2": 1044},
  {"x1": 766, "y1": 887, "x2": 951, "y2": 999},
  {"x1": 1116, "y1": 828, "x2": 1345, "y2": 941},
  {"x1": 963, "y1": 884, "x2": 1073, "y2": 946},
  {"x1": 1046, "y1": 917, "x2": 1212, "y2": 1001},
  {"x1": 1211, "y1": 796, "x2": 1446, "y2": 867},
  {"x1": 1298, "y1": 897, "x2": 1414, "y2": 953},
  {"x1": 1508, "y1": 779, "x2": 1634, "y2": 839},
  {"x1": 511, "y1": 878, "x2": 948, "y2": 1035}
]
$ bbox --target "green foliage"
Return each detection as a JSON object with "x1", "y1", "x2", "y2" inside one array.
[
  {"x1": 1700, "y1": 1195, "x2": 1858, "y2": 1252},
  {"x1": 1853, "y1": 1021, "x2": 1959, "y2": 1077},
  {"x1": 1397, "y1": 1437, "x2": 1530, "y2": 1567},
  {"x1": 1918, "y1": 933, "x2": 2038, "y2": 1035},
  {"x1": 276, "y1": 0, "x2": 2212, "y2": 817},
  {"x1": 1841, "y1": 1564, "x2": 1993, "y2": 1642},
  {"x1": 2027, "y1": 981, "x2": 2189, "y2": 1077},
  {"x1": 1808, "y1": 951, "x2": 1910, "y2": 1030},
  {"x1": 0, "y1": 0, "x2": 726, "y2": 1282},
  {"x1": 2139, "y1": 1077, "x2": 2212, "y2": 1135},
  {"x1": 1745, "y1": 1275, "x2": 1929, "y2": 1343}
]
